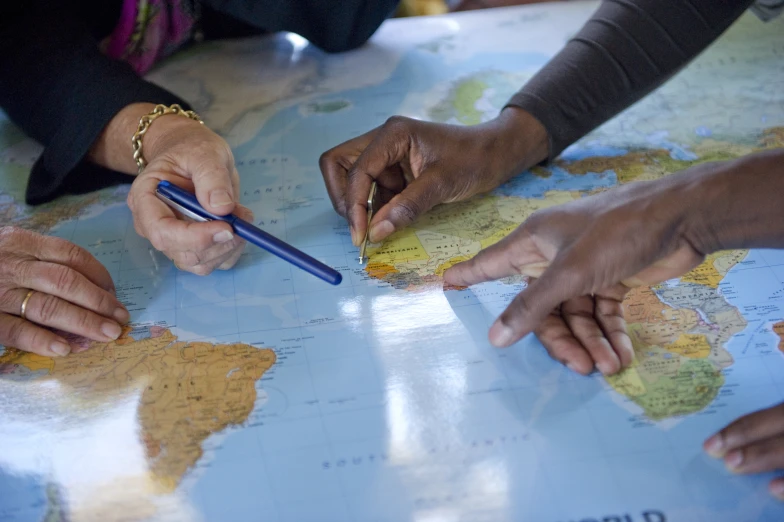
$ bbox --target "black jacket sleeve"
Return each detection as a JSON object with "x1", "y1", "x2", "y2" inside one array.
[
  {"x1": 506, "y1": 0, "x2": 755, "y2": 160},
  {"x1": 0, "y1": 2, "x2": 187, "y2": 205}
]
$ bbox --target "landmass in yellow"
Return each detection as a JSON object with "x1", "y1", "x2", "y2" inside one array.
[
  {"x1": 608, "y1": 250, "x2": 747, "y2": 420},
  {"x1": 363, "y1": 191, "x2": 578, "y2": 289},
  {"x1": 359, "y1": 127, "x2": 773, "y2": 422},
  {"x1": 0, "y1": 327, "x2": 276, "y2": 492},
  {"x1": 559, "y1": 126, "x2": 782, "y2": 185}
]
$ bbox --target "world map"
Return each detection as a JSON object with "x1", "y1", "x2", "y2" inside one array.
[{"x1": 2, "y1": 2, "x2": 784, "y2": 521}]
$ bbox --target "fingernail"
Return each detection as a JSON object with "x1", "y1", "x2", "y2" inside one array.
[
  {"x1": 704, "y1": 434, "x2": 725, "y2": 458},
  {"x1": 724, "y1": 450, "x2": 743, "y2": 471},
  {"x1": 489, "y1": 322, "x2": 515, "y2": 347},
  {"x1": 114, "y1": 307, "x2": 130, "y2": 323},
  {"x1": 596, "y1": 361, "x2": 613, "y2": 375},
  {"x1": 213, "y1": 230, "x2": 234, "y2": 243},
  {"x1": 102, "y1": 322, "x2": 122, "y2": 340},
  {"x1": 369, "y1": 220, "x2": 395, "y2": 243},
  {"x1": 350, "y1": 226, "x2": 360, "y2": 247},
  {"x1": 50, "y1": 340, "x2": 71, "y2": 356},
  {"x1": 209, "y1": 190, "x2": 233, "y2": 208},
  {"x1": 566, "y1": 362, "x2": 582, "y2": 374},
  {"x1": 769, "y1": 481, "x2": 784, "y2": 500}
]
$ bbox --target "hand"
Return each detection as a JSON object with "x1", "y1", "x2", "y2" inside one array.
[
  {"x1": 0, "y1": 227, "x2": 129, "y2": 357},
  {"x1": 89, "y1": 103, "x2": 253, "y2": 276},
  {"x1": 444, "y1": 166, "x2": 712, "y2": 375},
  {"x1": 127, "y1": 114, "x2": 253, "y2": 275},
  {"x1": 704, "y1": 403, "x2": 784, "y2": 500},
  {"x1": 319, "y1": 107, "x2": 548, "y2": 246}
]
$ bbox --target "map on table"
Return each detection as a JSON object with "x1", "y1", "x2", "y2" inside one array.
[{"x1": 2, "y1": 2, "x2": 784, "y2": 521}]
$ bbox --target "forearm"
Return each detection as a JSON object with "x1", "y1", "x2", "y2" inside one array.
[
  {"x1": 0, "y1": 3, "x2": 187, "y2": 204},
  {"x1": 682, "y1": 149, "x2": 784, "y2": 252},
  {"x1": 506, "y1": 0, "x2": 754, "y2": 160}
]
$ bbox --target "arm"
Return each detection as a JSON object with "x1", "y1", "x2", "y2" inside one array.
[
  {"x1": 0, "y1": 2, "x2": 186, "y2": 204},
  {"x1": 0, "y1": 3, "x2": 252, "y2": 276},
  {"x1": 318, "y1": 0, "x2": 755, "y2": 246},
  {"x1": 507, "y1": 0, "x2": 755, "y2": 159},
  {"x1": 444, "y1": 148, "x2": 784, "y2": 500},
  {"x1": 444, "y1": 148, "x2": 784, "y2": 359}
]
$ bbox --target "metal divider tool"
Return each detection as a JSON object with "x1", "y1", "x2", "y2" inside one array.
[{"x1": 358, "y1": 181, "x2": 377, "y2": 265}]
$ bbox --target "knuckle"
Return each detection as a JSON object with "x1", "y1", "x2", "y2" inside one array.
[
  {"x1": 0, "y1": 227, "x2": 34, "y2": 253},
  {"x1": 147, "y1": 229, "x2": 166, "y2": 251},
  {"x1": 74, "y1": 309, "x2": 94, "y2": 332},
  {"x1": 0, "y1": 288, "x2": 16, "y2": 309},
  {"x1": 52, "y1": 266, "x2": 80, "y2": 295},
  {"x1": 390, "y1": 198, "x2": 421, "y2": 225},
  {"x1": 216, "y1": 138, "x2": 235, "y2": 164},
  {"x1": 37, "y1": 294, "x2": 61, "y2": 323},
  {"x1": 319, "y1": 150, "x2": 337, "y2": 171},
  {"x1": 5, "y1": 317, "x2": 25, "y2": 345},
  {"x1": 61, "y1": 241, "x2": 90, "y2": 267},
  {"x1": 384, "y1": 115, "x2": 410, "y2": 135},
  {"x1": 0, "y1": 226, "x2": 22, "y2": 247},
  {"x1": 95, "y1": 291, "x2": 114, "y2": 314},
  {"x1": 182, "y1": 251, "x2": 202, "y2": 267},
  {"x1": 15, "y1": 259, "x2": 35, "y2": 285}
]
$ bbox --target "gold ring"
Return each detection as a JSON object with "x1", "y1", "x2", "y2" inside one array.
[{"x1": 20, "y1": 290, "x2": 34, "y2": 320}]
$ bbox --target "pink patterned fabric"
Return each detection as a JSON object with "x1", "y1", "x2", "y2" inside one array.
[{"x1": 103, "y1": 0, "x2": 197, "y2": 75}]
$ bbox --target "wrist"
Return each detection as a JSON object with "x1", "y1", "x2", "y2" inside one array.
[
  {"x1": 678, "y1": 150, "x2": 784, "y2": 253},
  {"x1": 141, "y1": 108, "x2": 206, "y2": 164},
  {"x1": 88, "y1": 102, "x2": 204, "y2": 175},
  {"x1": 89, "y1": 103, "x2": 157, "y2": 174},
  {"x1": 484, "y1": 106, "x2": 550, "y2": 182}
]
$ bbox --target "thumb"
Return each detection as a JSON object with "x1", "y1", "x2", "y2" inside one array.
[
  {"x1": 346, "y1": 116, "x2": 416, "y2": 245},
  {"x1": 366, "y1": 176, "x2": 444, "y2": 243},
  {"x1": 187, "y1": 148, "x2": 237, "y2": 216},
  {"x1": 488, "y1": 249, "x2": 595, "y2": 347}
]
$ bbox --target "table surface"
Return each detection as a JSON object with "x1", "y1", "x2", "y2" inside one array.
[{"x1": 2, "y1": 2, "x2": 784, "y2": 521}]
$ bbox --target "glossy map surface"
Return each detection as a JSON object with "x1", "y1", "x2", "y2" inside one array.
[{"x1": 2, "y1": 2, "x2": 784, "y2": 521}]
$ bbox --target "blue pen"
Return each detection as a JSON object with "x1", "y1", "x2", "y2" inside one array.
[{"x1": 155, "y1": 180, "x2": 342, "y2": 286}]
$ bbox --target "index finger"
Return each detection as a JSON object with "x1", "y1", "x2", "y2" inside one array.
[
  {"x1": 19, "y1": 230, "x2": 116, "y2": 295},
  {"x1": 443, "y1": 227, "x2": 549, "y2": 287},
  {"x1": 319, "y1": 128, "x2": 379, "y2": 218},
  {"x1": 345, "y1": 119, "x2": 413, "y2": 245},
  {"x1": 488, "y1": 248, "x2": 595, "y2": 347}
]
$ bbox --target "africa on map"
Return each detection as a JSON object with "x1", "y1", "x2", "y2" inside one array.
[{"x1": 2, "y1": 2, "x2": 784, "y2": 521}]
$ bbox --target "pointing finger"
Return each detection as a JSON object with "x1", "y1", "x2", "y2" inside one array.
[
  {"x1": 488, "y1": 250, "x2": 595, "y2": 347},
  {"x1": 443, "y1": 227, "x2": 546, "y2": 287},
  {"x1": 319, "y1": 129, "x2": 378, "y2": 218}
]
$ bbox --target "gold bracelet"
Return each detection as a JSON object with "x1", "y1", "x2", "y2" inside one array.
[{"x1": 131, "y1": 104, "x2": 204, "y2": 173}]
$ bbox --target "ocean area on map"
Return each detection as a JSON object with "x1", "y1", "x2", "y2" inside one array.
[{"x1": 2, "y1": 3, "x2": 784, "y2": 521}]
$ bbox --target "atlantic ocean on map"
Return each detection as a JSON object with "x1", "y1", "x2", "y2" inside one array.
[{"x1": 2, "y1": 2, "x2": 784, "y2": 521}]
